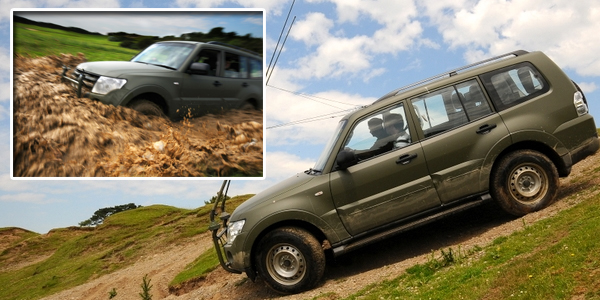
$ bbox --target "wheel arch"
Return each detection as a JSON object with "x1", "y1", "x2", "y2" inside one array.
[
  {"x1": 244, "y1": 212, "x2": 332, "y2": 277},
  {"x1": 491, "y1": 140, "x2": 569, "y2": 180},
  {"x1": 122, "y1": 85, "x2": 173, "y2": 116}
]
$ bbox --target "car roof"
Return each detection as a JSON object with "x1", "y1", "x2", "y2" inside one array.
[
  {"x1": 374, "y1": 50, "x2": 529, "y2": 103},
  {"x1": 156, "y1": 40, "x2": 262, "y2": 59}
]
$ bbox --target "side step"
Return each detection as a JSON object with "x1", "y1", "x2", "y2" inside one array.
[{"x1": 332, "y1": 194, "x2": 491, "y2": 256}]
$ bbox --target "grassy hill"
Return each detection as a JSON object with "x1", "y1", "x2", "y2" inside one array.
[
  {"x1": 0, "y1": 195, "x2": 251, "y2": 300},
  {"x1": 13, "y1": 22, "x2": 139, "y2": 62}
]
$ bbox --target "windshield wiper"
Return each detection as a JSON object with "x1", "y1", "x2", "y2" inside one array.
[{"x1": 148, "y1": 63, "x2": 176, "y2": 70}]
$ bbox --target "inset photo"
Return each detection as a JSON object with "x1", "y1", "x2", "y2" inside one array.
[{"x1": 11, "y1": 9, "x2": 265, "y2": 178}]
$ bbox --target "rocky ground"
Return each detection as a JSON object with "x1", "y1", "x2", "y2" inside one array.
[{"x1": 13, "y1": 54, "x2": 263, "y2": 177}]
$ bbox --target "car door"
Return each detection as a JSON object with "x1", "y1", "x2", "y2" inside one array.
[
  {"x1": 329, "y1": 103, "x2": 441, "y2": 236},
  {"x1": 179, "y1": 48, "x2": 225, "y2": 114},
  {"x1": 411, "y1": 79, "x2": 511, "y2": 203}
]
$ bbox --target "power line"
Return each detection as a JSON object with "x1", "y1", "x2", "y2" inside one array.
[
  {"x1": 266, "y1": 0, "x2": 295, "y2": 78},
  {"x1": 266, "y1": 107, "x2": 364, "y2": 129},
  {"x1": 266, "y1": 16, "x2": 295, "y2": 86},
  {"x1": 268, "y1": 85, "x2": 358, "y2": 108}
]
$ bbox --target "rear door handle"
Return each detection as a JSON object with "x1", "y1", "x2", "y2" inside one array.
[
  {"x1": 213, "y1": 81, "x2": 222, "y2": 87},
  {"x1": 476, "y1": 124, "x2": 497, "y2": 135},
  {"x1": 242, "y1": 82, "x2": 249, "y2": 87},
  {"x1": 396, "y1": 153, "x2": 418, "y2": 165}
]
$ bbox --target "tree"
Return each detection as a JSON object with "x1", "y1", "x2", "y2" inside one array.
[
  {"x1": 204, "y1": 194, "x2": 230, "y2": 205},
  {"x1": 78, "y1": 203, "x2": 140, "y2": 227}
]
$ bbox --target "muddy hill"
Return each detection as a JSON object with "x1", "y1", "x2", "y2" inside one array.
[{"x1": 13, "y1": 54, "x2": 263, "y2": 177}]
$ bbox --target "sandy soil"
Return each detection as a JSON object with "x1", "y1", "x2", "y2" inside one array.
[{"x1": 13, "y1": 54, "x2": 263, "y2": 177}]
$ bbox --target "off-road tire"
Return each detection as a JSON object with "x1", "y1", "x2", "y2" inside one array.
[
  {"x1": 490, "y1": 150, "x2": 559, "y2": 216},
  {"x1": 255, "y1": 227, "x2": 325, "y2": 294},
  {"x1": 128, "y1": 99, "x2": 164, "y2": 117}
]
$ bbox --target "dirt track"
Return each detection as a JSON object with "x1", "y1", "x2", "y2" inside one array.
[
  {"x1": 38, "y1": 149, "x2": 600, "y2": 299},
  {"x1": 13, "y1": 54, "x2": 263, "y2": 177}
]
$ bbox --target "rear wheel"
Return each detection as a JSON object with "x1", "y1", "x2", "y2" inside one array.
[
  {"x1": 491, "y1": 150, "x2": 559, "y2": 216},
  {"x1": 255, "y1": 227, "x2": 325, "y2": 294},
  {"x1": 128, "y1": 99, "x2": 164, "y2": 117}
]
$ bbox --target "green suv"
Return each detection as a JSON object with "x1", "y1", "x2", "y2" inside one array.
[
  {"x1": 62, "y1": 41, "x2": 263, "y2": 119},
  {"x1": 210, "y1": 50, "x2": 599, "y2": 293}
]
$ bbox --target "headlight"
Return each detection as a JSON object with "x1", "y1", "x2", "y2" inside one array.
[
  {"x1": 227, "y1": 219, "x2": 245, "y2": 244},
  {"x1": 92, "y1": 76, "x2": 127, "y2": 95}
]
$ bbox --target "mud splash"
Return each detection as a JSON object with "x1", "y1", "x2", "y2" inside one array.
[{"x1": 13, "y1": 54, "x2": 263, "y2": 177}]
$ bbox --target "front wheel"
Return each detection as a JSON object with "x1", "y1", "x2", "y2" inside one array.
[
  {"x1": 255, "y1": 227, "x2": 325, "y2": 294},
  {"x1": 490, "y1": 150, "x2": 559, "y2": 216},
  {"x1": 128, "y1": 99, "x2": 165, "y2": 117}
]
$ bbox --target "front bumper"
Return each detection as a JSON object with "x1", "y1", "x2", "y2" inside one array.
[{"x1": 61, "y1": 66, "x2": 98, "y2": 98}]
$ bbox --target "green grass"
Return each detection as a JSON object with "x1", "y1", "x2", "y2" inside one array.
[
  {"x1": 168, "y1": 195, "x2": 251, "y2": 289},
  {"x1": 13, "y1": 23, "x2": 139, "y2": 61},
  {"x1": 0, "y1": 195, "x2": 252, "y2": 300},
  {"x1": 343, "y1": 187, "x2": 600, "y2": 299}
]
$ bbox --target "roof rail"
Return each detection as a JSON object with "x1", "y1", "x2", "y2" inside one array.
[
  {"x1": 375, "y1": 50, "x2": 529, "y2": 102},
  {"x1": 206, "y1": 41, "x2": 262, "y2": 57}
]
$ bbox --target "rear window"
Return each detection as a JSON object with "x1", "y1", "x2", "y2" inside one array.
[{"x1": 480, "y1": 62, "x2": 549, "y2": 111}]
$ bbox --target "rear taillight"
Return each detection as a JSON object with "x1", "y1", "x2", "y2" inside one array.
[{"x1": 574, "y1": 91, "x2": 589, "y2": 116}]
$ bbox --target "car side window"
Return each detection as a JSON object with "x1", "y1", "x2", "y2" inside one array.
[
  {"x1": 343, "y1": 103, "x2": 411, "y2": 161},
  {"x1": 224, "y1": 52, "x2": 245, "y2": 78},
  {"x1": 480, "y1": 62, "x2": 549, "y2": 111},
  {"x1": 455, "y1": 80, "x2": 493, "y2": 120},
  {"x1": 412, "y1": 86, "x2": 469, "y2": 138},
  {"x1": 194, "y1": 49, "x2": 220, "y2": 76},
  {"x1": 238, "y1": 56, "x2": 249, "y2": 78},
  {"x1": 249, "y1": 58, "x2": 262, "y2": 78}
]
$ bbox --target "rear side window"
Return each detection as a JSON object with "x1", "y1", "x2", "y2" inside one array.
[
  {"x1": 250, "y1": 58, "x2": 262, "y2": 78},
  {"x1": 480, "y1": 62, "x2": 549, "y2": 111},
  {"x1": 411, "y1": 79, "x2": 493, "y2": 138}
]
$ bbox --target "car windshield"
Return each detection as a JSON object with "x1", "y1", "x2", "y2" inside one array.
[
  {"x1": 131, "y1": 43, "x2": 196, "y2": 70},
  {"x1": 312, "y1": 120, "x2": 347, "y2": 173}
]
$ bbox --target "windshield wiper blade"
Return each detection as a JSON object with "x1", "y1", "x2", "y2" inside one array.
[{"x1": 148, "y1": 63, "x2": 176, "y2": 70}]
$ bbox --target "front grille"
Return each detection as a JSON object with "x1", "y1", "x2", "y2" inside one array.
[
  {"x1": 72, "y1": 68, "x2": 100, "y2": 94},
  {"x1": 62, "y1": 66, "x2": 100, "y2": 97}
]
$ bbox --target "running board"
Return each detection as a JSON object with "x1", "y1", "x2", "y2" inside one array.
[{"x1": 332, "y1": 194, "x2": 491, "y2": 256}]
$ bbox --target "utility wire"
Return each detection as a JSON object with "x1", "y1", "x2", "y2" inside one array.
[
  {"x1": 267, "y1": 107, "x2": 363, "y2": 129},
  {"x1": 268, "y1": 85, "x2": 358, "y2": 107},
  {"x1": 266, "y1": 0, "x2": 295, "y2": 78},
  {"x1": 266, "y1": 16, "x2": 295, "y2": 86}
]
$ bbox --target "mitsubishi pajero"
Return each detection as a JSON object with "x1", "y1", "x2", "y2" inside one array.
[{"x1": 210, "y1": 50, "x2": 599, "y2": 293}]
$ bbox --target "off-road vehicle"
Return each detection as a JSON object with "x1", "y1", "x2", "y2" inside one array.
[
  {"x1": 62, "y1": 41, "x2": 263, "y2": 119},
  {"x1": 209, "y1": 50, "x2": 599, "y2": 294}
]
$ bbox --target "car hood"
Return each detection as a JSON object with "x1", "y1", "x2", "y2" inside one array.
[
  {"x1": 76, "y1": 61, "x2": 174, "y2": 77},
  {"x1": 233, "y1": 172, "x2": 315, "y2": 215}
]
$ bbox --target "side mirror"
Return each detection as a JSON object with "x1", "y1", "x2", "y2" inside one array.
[
  {"x1": 335, "y1": 149, "x2": 357, "y2": 170},
  {"x1": 189, "y1": 62, "x2": 209, "y2": 75}
]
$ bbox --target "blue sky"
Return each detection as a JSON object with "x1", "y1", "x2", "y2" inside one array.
[{"x1": 2, "y1": 0, "x2": 600, "y2": 233}]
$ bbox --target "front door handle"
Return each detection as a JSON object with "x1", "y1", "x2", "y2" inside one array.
[
  {"x1": 213, "y1": 81, "x2": 222, "y2": 87},
  {"x1": 396, "y1": 153, "x2": 418, "y2": 165},
  {"x1": 242, "y1": 82, "x2": 249, "y2": 87},
  {"x1": 476, "y1": 124, "x2": 497, "y2": 135}
]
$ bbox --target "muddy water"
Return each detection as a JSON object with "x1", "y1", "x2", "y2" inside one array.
[{"x1": 13, "y1": 54, "x2": 263, "y2": 177}]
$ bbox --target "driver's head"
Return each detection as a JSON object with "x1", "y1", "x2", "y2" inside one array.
[
  {"x1": 368, "y1": 117, "x2": 386, "y2": 139},
  {"x1": 384, "y1": 114, "x2": 405, "y2": 134}
]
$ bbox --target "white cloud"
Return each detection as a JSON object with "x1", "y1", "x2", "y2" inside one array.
[
  {"x1": 423, "y1": 0, "x2": 600, "y2": 76},
  {"x1": 0, "y1": 192, "x2": 58, "y2": 203},
  {"x1": 175, "y1": 0, "x2": 290, "y2": 15},
  {"x1": 265, "y1": 85, "x2": 371, "y2": 146},
  {"x1": 264, "y1": 151, "x2": 316, "y2": 181},
  {"x1": 578, "y1": 82, "x2": 598, "y2": 94},
  {"x1": 290, "y1": 12, "x2": 333, "y2": 46},
  {"x1": 284, "y1": 0, "x2": 437, "y2": 81}
]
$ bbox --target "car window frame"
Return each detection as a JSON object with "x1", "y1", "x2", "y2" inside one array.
[{"x1": 479, "y1": 61, "x2": 550, "y2": 111}]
